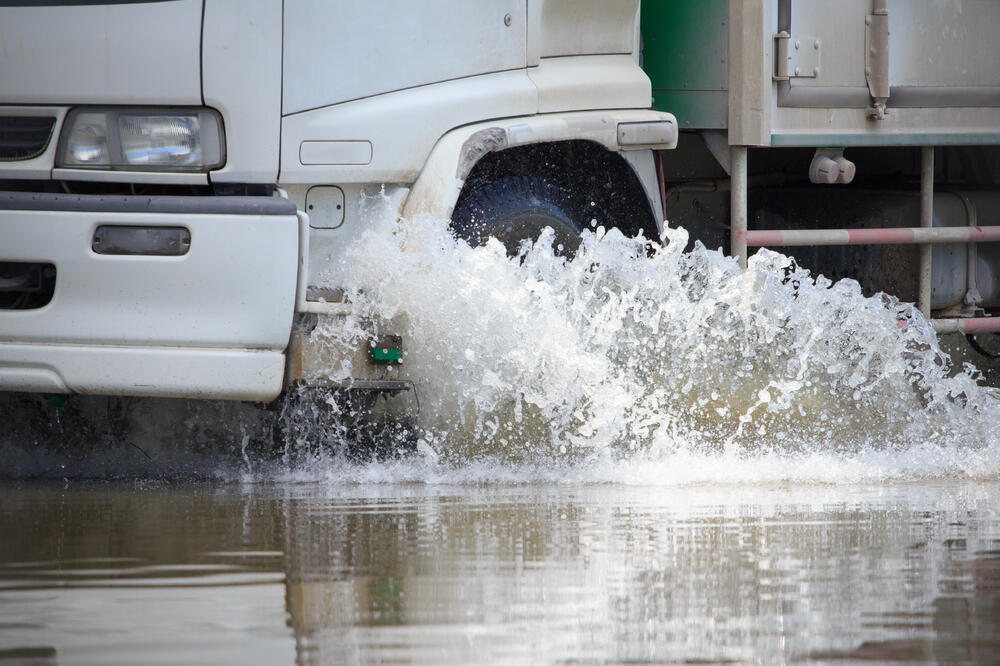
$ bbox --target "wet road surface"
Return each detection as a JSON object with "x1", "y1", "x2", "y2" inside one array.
[{"x1": 1, "y1": 480, "x2": 998, "y2": 665}]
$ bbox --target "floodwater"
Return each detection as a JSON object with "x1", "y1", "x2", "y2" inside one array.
[
  {"x1": 2, "y1": 480, "x2": 999, "y2": 665},
  {"x1": 5, "y1": 211, "x2": 1000, "y2": 663}
]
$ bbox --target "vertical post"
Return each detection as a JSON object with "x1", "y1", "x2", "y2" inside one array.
[
  {"x1": 919, "y1": 146, "x2": 934, "y2": 317},
  {"x1": 731, "y1": 145, "x2": 749, "y2": 268}
]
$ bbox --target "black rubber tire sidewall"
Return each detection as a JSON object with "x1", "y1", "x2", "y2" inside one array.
[{"x1": 451, "y1": 175, "x2": 591, "y2": 257}]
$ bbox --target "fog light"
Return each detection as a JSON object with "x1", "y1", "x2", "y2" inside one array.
[{"x1": 92, "y1": 226, "x2": 191, "y2": 256}]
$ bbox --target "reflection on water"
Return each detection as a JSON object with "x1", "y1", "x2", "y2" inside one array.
[{"x1": 1, "y1": 481, "x2": 998, "y2": 665}]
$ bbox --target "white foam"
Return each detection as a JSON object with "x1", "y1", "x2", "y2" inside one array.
[
  {"x1": 298, "y1": 191, "x2": 1000, "y2": 485},
  {"x1": 6, "y1": 191, "x2": 999, "y2": 484}
]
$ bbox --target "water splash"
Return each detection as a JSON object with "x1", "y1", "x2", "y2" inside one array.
[
  {"x1": 4, "y1": 191, "x2": 999, "y2": 483},
  {"x1": 309, "y1": 190, "x2": 999, "y2": 481}
]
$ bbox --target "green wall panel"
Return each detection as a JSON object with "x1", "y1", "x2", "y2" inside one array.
[{"x1": 641, "y1": 0, "x2": 729, "y2": 128}]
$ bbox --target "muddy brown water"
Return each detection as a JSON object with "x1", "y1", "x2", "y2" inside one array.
[{"x1": 1, "y1": 480, "x2": 998, "y2": 665}]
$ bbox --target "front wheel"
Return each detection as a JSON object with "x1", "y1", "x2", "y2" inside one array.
[{"x1": 450, "y1": 175, "x2": 596, "y2": 257}]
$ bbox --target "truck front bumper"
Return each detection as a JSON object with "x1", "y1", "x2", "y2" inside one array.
[{"x1": 0, "y1": 193, "x2": 300, "y2": 400}]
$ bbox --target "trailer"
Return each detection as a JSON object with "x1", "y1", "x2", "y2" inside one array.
[{"x1": 643, "y1": 0, "x2": 1000, "y2": 358}]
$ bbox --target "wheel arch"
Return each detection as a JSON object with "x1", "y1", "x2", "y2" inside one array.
[
  {"x1": 455, "y1": 140, "x2": 659, "y2": 241},
  {"x1": 401, "y1": 110, "x2": 677, "y2": 236}
]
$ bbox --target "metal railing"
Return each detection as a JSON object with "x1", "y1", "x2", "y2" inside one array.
[{"x1": 728, "y1": 145, "x2": 1000, "y2": 335}]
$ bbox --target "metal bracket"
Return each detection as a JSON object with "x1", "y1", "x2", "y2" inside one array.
[
  {"x1": 774, "y1": 31, "x2": 820, "y2": 80},
  {"x1": 701, "y1": 131, "x2": 731, "y2": 175},
  {"x1": 865, "y1": 4, "x2": 890, "y2": 120}
]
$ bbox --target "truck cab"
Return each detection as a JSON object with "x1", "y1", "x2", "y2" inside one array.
[{"x1": 0, "y1": 0, "x2": 677, "y2": 401}]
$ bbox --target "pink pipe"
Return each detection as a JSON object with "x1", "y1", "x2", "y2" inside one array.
[
  {"x1": 739, "y1": 225, "x2": 1000, "y2": 247},
  {"x1": 898, "y1": 317, "x2": 1000, "y2": 334},
  {"x1": 931, "y1": 317, "x2": 1000, "y2": 335}
]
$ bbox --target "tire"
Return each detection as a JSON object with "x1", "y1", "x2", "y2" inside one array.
[{"x1": 450, "y1": 175, "x2": 592, "y2": 257}]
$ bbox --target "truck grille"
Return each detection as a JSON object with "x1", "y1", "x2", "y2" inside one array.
[{"x1": 0, "y1": 116, "x2": 56, "y2": 161}]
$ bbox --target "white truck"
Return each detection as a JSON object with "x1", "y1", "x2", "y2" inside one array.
[
  {"x1": 0, "y1": 0, "x2": 676, "y2": 403},
  {"x1": 3, "y1": 0, "x2": 1000, "y2": 412}
]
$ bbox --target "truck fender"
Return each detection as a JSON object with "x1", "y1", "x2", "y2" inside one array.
[{"x1": 402, "y1": 110, "x2": 678, "y2": 224}]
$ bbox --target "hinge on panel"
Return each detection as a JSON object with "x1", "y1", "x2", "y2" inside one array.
[
  {"x1": 774, "y1": 31, "x2": 820, "y2": 81},
  {"x1": 774, "y1": 31, "x2": 790, "y2": 80}
]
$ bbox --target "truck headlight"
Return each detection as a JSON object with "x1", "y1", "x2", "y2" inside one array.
[{"x1": 57, "y1": 108, "x2": 225, "y2": 172}]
